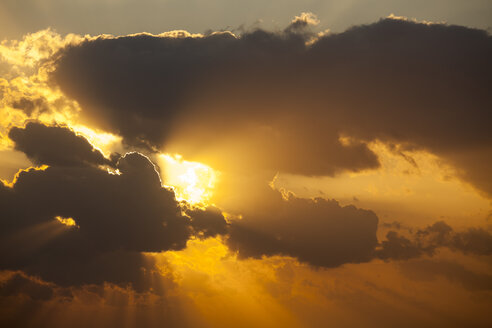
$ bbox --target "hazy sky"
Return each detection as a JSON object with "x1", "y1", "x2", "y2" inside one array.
[
  {"x1": 0, "y1": 2, "x2": 491, "y2": 328},
  {"x1": 0, "y1": 0, "x2": 491, "y2": 39}
]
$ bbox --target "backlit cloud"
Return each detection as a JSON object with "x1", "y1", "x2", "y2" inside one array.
[
  {"x1": 1, "y1": 12, "x2": 491, "y2": 328},
  {"x1": 48, "y1": 18, "x2": 492, "y2": 196}
]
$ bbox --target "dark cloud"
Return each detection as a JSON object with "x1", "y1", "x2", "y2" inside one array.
[
  {"x1": 49, "y1": 18, "x2": 492, "y2": 194},
  {"x1": 377, "y1": 221, "x2": 492, "y2": 260},
  {"x1": 0, "y1": 271, "x2": 60, "y2": 301},
  {"x1": 1, "y1": 123, "x2": 226, "y2": 289},
  {"x1": 0, "y1": 271, "x2": 69, "y2": 328},
  {"x1": 376, "y1": 231, "x2": 425, "y2": 260},
  {"x1": 3, "y1": 17, "x2": 492, "y2": 304},
  {"x1": 187, "y1": 205, "x2": 228, "y2": 239},
  {"x1": 2, "y1": 120, "x2": 491, "y2": 307},
  {"x1": 227, "y1": 187, "x2": 379, "y2": 267},
  {"x1": 0, "y1": 270, "x2": 189, "y2": 328},
  {"x1": 49, "y1": 21, "x2": 382, "y2": 175},
  {"x1": 11, "y1": 97, "x2": 48, "y2": 116},
  {"x1": 226, "y1": 187, "x2": 492, "y2": 267},
  {"x1": 449, "y1": 227, "x2": 492, "y2": 255},
  {"x1": 0, "y1": 162, "x2": 185, "y2": 288},
  {"x1": 8, "y1": 122, "x2": 113, "y2": 167},
  {"x1": 284, "y1": 12, "x2": 319, "y2": 35}
]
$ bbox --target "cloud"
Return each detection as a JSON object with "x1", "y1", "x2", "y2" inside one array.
[
  {"x1": 48, "y1": 21, "x2": 383, "y2": 175},
  {"x1": 376, "y1": 231, "x2": 424, "y2": 260},
  {"x1": 225, "y1": 183, "x2": 492, "y2": 268},
  {"x1": 7, "y1": 122, "x2": 489, "y2": 281},
  {"x1": 1, "y1": 13, "x2": 492, "y2": 328},
  {"x1": 187, "y1": 205, "x2": 229, "y2": 238},
  {"x1": 1, "y1": 20, "x2": 491, "y2": 324},
  {"x1": 0, "y1": 37, "x2": 83, "y2": 153},
  {"x1": 0, "y1": 271, "x2": 61, "y2": 301},
  {"x1": 2, "y1": 15, "x2": 492, "y2": 287},
  {"x1": 0, "y1": 123, "x2": 227, "y2": 288},
  {"x1": 377, "y1": 221, "x2": 492, "y2": 260},
  {"x1": 0, "y1": 269, "x2": 190, "y2": 328},
  {"x1": 8, "y1": 122, "x2": 114, "y2": 167},
  {"x1": 227, "y1": 186, "x2": 379, "y2": 267},
  {"x1": 285, "y1": 12, "x2": 320, "y2": 35},
  {"x1": 47, "y1": 18, "x2": 492, "y2": 196}
]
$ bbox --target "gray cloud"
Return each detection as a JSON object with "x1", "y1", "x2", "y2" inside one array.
[
  {"x1": 0, "y1": 271, "x2": 61, "y2": 301},
  {"x1": 3, "y1": 18, "x2": 492, "y2": 295},
  {"x1": 187, "y1": 205, "x2": 229, "y2": 239},
  {"x1": 1, "y1": 122, "x2": 491, "y2": 293},
  {"x1": 377, "y1": 221, "x2": 492, "y2": 260},
  {"x1": 227, "y1": 187, "x2": 379, "y2": 267},
  {"x1": 49, "y1": 18, "x2": 492, "y2": 195},
  {"x1": 1, "y1": 123, "x2": 227, "y2": 289},
  {"x1": 9, "y1": 122, "x2": 114, "y2": 167}
]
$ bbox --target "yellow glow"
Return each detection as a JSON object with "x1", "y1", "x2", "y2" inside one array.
[
  {"x1": 54, "y1": 216, "x2": 78, "y2": 228},
  {"x1": 272, "y1": 140, "x2": 491, "y2": 228},
  {"x1": 70, "y1": 124, "x2": 122, "y2": 157},
  {"x1": 161, "y1": 237, "x2": 229, "y2": 277},
  {"x1": 159, "y1": 154, "x2": 218, "y2": 205},
  {"x1": 145, "y1": 237, "x2": 300, "y2": 328},
  {"x1": 0, "y1": 28, "x2": 83, "y2": 68},
  {"x1": 0, "y1": 28, "x2": 86, "y2": 155},
  {"x1": 1, "y1": 164, "x2": 48, "y2": 187}
]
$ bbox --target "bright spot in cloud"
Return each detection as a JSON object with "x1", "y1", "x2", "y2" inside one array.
[
  {"x1": 55, "y1": 216, "x2": 78, "y2": 228},
  {"x1": 70, "y1": 124, "x2": 122, "y2": 156},
  {"x1": 159, "y1": 154, "x2": 218, "y2": 205}
]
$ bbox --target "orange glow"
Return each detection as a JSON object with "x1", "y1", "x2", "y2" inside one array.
[
  {"x1": 271, "y1": 140, "x2": 491, "y2": 228},
  {"x1": 0, "y1": 21, "x2": 491, "y2": 328},
  {"x1": 145, "y1": 237, "x2": 300, "y2": 328},
  {"x1": 158, "y1": 154, "x2": 218, "y2": 206}
]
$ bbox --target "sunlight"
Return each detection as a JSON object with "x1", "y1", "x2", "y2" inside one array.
[
  {"x1": 1, "y1": 164, "x2": 48, "y2": 187},
  {"x1": 54, "y1": 216, "x2": 78, "y2": 228},
  {"x1": 70, "y1": 124, "x2": 122, "y2": 157},
  {"x1": 159, "y1": 154, "x2": 218, "y2": 206},
  {"x1": 144, "y1": 237, "x2": 299, "y2": 328}
]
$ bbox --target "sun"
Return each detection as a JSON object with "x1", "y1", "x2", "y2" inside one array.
[{"x1": 159, "y1": 154, "x2": 218, "y2": 206}]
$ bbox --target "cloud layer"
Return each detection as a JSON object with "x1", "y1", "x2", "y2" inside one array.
[
  {"x1": 1, "y1": 16, "x2": 491, "y2": 327},
  {"x1": 49, "y1": 17, "x2": 492, "y2": 195}
]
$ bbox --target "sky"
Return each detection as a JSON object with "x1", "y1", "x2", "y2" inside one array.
[
  {"x1": 0, "y1": 0, "x2": 492, "y2": 39},
  {"x1": 0, "y1": 1, "x2": 491, "y2": 327}
]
